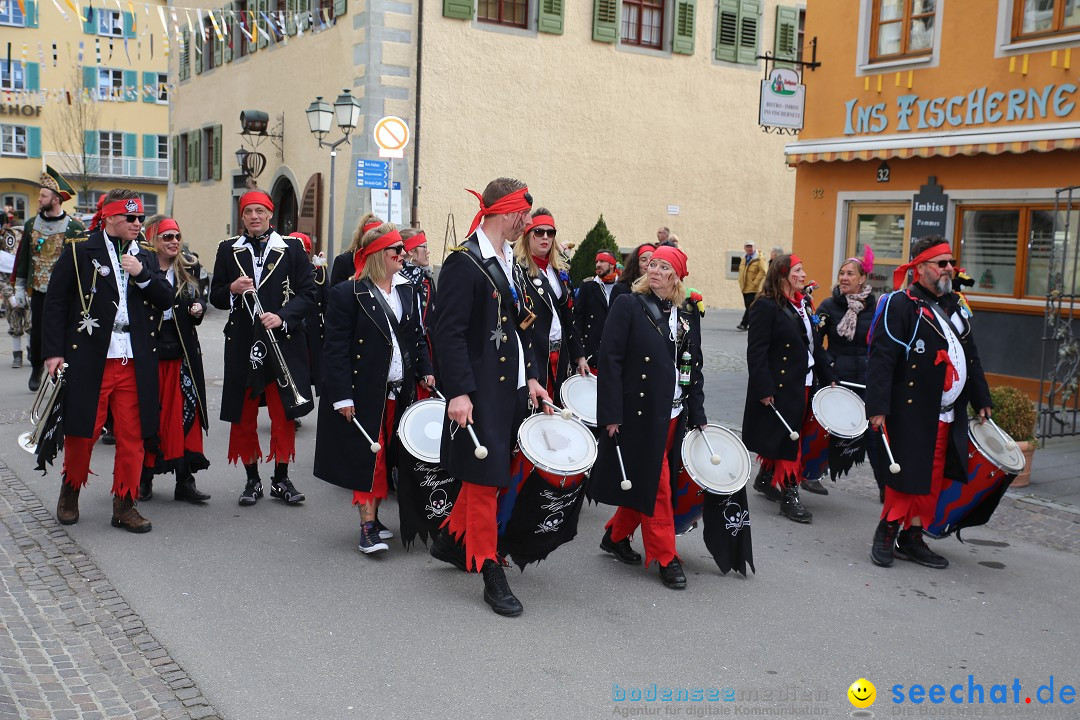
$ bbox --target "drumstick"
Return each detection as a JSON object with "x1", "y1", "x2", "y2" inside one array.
[
  {"x1": 986, "y1": 418, "x2": 1017, "y2": 451},
  {"x1": 770, "y1": 404, "x2": 799, "y2": 441},
  {"x1": 879, "y1": 422, "x2": 901, "y2": 474},
  {"x1": 350, "y1": 416, "x2": 381, "y2": 453},
  {"x1": 542, "y1": 399, "x2": 573, "y2": 420},
  {"x1": 433, "y1": 390, "x2": 489, "y2": 459},
  {"x1": 614, "y1": 434, "x2": 632, "y2": 491},
  {"x1": 699, "y1": 429, "x2": 722, "y2": 466},
  {"x1": 840, "y1": 381, "x2": 866, "y2": 390}
]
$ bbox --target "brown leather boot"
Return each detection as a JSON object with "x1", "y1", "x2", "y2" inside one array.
[
  {"x1": 111, "y1": 495, "x2": 152, "y2": 533},
  {"x1": 56, "y1": 483, "x2": 80, "y2": 525}
]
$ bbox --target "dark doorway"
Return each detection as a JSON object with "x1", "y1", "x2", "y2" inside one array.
[{"x1": 271, "y1": 176, "x2": 298, "y2": 236}]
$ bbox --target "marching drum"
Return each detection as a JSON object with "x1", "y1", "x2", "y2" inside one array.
[
  {"x1": 395, "y1": 398, "x2": 461, "y2": 546},
  {"x1": 811, "y1": 386, "x2": 868, "y2": 439},
  {"x1": 496, "y1": 413, "x2": 597, "y2": 567},
  {"x1": 807, "y1": 385, "x2": 869, "y2": 481},
  {"x1": 798, "y1": 412, "x2": 831, "y2": 482},
  {"x1": 924, "y1": 418, "x2": 1026, "y2": 539},
  {"x1": 560, "y1": 373, "x2": 598, "y2": 427},
  {"x1": 672, "y1": 425, "x2": 752, "y2": 535}
]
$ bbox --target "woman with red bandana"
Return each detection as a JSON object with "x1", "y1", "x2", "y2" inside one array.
[
  {"x1": 611, "y1": 243, "x2": 656, "y2": 302},
  {"x1": 513, "y1": 208, "x2": 588, "y2": 400},
  {"x1": 314, "y1": 223, "x2": 434, "y2": 554},
  {"x1": 741, "y1": 254, "x2": 837, "y2": 524},
  {"x1": 588, "y1": 245, "x2": 706, "y2": 590},
  {"x1": 399, "y1": 228, "x2": 436, "y2": 398},
  {"x1": 331, "y1": 213, "x2": 382, "y2": 286},
  {"x1": 138, "y1": 216, "x2": 211, "y2": 504}
]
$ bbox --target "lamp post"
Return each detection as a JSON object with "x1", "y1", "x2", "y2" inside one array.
[{"x1": 305, "y1": 89, "x2": 361, "y2": 260}]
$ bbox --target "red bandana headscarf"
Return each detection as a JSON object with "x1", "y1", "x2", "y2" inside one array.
[
  {"x1": 290, "y1": 232, "x2": 312, "y2": 254},
  {"x1": 465, "y1": 186, "x2": 532, "y2": 236},
  {"x1": 892, "y1": 242, "x2": 952, "y2": 289},
  {"x1": 239, "y1": 191, "x2": 274, "y2": 213},
  {"x1": 363, "y1": 219, "x2": 383, "y2": 235},
  {"x1": 403, "y1": 231, "x2": 427, "y2": 253},
  {"x1": 596, "y1": 251, "x2": 617, "y2": 265},
  {"x1": 651, "y1": 245, "x2": 689, "y2": 279},
  {"x1": 90, "y1": 195, "x2": 144, "y2": 231},
  {"x1": 353, "y1": 229, "x2": 403, "y2": 279},
  {"x1": 156, "y1": 218, "x2": 180, "y2": 235},
  {"x1": 523, "y1": 214, "x2": 555, "y2": 238}
]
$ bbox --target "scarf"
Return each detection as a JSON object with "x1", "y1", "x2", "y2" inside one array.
[
  {"x1": 533, "y1": 255, "x2": 550, "y2": 272},
  {"x1": 598, "y1": 270, "x2": 618, "y2": 283},
  {"x1": 835, "y1": 284, "x2": 872, "y2": 341}
]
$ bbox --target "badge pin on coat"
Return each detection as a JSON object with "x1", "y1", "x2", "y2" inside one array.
[{"x1": 915, "y1": 339, "x2": 926, "y2": 354}]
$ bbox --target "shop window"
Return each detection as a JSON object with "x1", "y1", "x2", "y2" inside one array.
[
  {"x1": 622, "y1": 0, "x2": 665, "y2": 48},
  {"x1": 2, "y1": 193, "x2": 28, "y2": 224},
  {"x1": 478, "y1": 0, "x2": 528, "y2": 27},
  {"x1": 870, "y1": 0, "x2": 936, "y2": 61},
  {"x1": 1013, "y1": 0, "x2": 1080, "y2": 40},
  {"x1": 141, "y1": 193, "x2": 159, "y2": 216},
  {"x1": 959, "y1": 209, "x2": 1019, "y2": 296},
  {"x1": 846, "y1": 202, "x2": 912, "y2": 295}
]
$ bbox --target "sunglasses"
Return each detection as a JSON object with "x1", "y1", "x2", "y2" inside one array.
[
  {"x1": 159, "y1": 233, "x2": 181, "y2": 241},
  {"x1": 124, "y1": 215, "x2": 145, "y2": 223},
  {"x1": 384, "y1": 244, "x2": 406, "y2": 255},
  {"x1": 929, "y1": 259, "x2": 957, "y2": 268},
  {"x1": 532, "y1": 228, "x2": 556, "y2": 238}
]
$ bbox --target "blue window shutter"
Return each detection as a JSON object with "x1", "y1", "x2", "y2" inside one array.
[
  {"x1": 142, "y1": 70, "x2": 155, "y2": 102},
  {"x1": 122, "y1": 11, "x2": 135, "y2": 37},
  {"x1": 83, "y1": 65, "x2": 97, "y2": 90},
  {"x1": 24, "y1": 0, "x2": 39, "y2": 26},
  {"x1": 736, "y1": 0, "x2": 761, "y2": 65},
  {"x1": 27, "y1": 127, "x2": 42, "y2": 158},
  {"x1": 84, "y1": 130, "x2": 98, "y2": 156},
  {"x1": 25, "y1": 62, "x2": 40, "y2": 91},
  {"x1": 593, "y1": 0, "x2": 618, "y2": 43},
  {"x1": 83, "y1": 6, "x2": 96, "y2": 33},
  {"x1": 143, "y1": 134, "x2": 156, "y2": 159},
  {"x1": 123, "y1": 69, "x2": 137, "y2": 101},
  {"x1": 673, "y1": 0, "x2": 696, "y2": 55},
  {"x1": 123, "y1": 133, "x2": 137, "y2": 175}
]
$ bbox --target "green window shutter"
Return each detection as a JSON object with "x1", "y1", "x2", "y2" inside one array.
[
  {"x1": 195, "y1": 29, "x2": 204, "y2": 74},
  {"x1": 774, "y1": 4, "x2": 797, "y2": 67},
  {"x1": 123, "y1": 69, "x2": 137, "y2": 101},
  {"x1": 171, "y1": 135, "x2": 179, "y2": 183},
  {"x1": 181, "y1": 30, "x2": 191, "y2": 80},
  {"x1": 736, "y1": 0, "x2": 761, "y2": 65},
  {"x1": 122, "y1": 11, "x2": 135, "y2": 38},
  {"x1": 258, "y1": 0, "x2": 269, "y2": 49},
  {"x1": 187, "y1": 133, "x2": 196, "y2": 182},
  {"x1": 538, "y1": 0, "x2": 564, "y2": 34},
  {"x1": 715, "y1": 0, "x2": 738, "y2": 62},
  {"x1": 83, "y1": 7, "x2": 96, "y2": 33},
  {"x1": 333, "y1": 0, "x2": 345, "y2": 20},
  {"x1": 593, "y1": 0, "x2": 618, "y2": 43},
  {"x1": 123, "y1": 133, "x2": 137, "y2": 175},
  {"x1": 286, "y1": 0, "x2": 296, "y2": 34},
  {"x1": 83, "y1": 65, "x2": 97, "y2": 89},
  {"x1": 212, "y1": 125, "x2": 222, "y2": 181},
  {"x1": 25, "y1": 62, "x2": 40, "y2": 91},
  {"x1": 224, "y1": 6, "x2": 235, "y2": 62},
  {"x1": 673, "y1": 0, "x2": 695, "y2": 54},
  {"x1": 27, "y1": 127, "x2": 42, "y2": 158},
  {"x1": 195, "y1": 132, "x2": 203, "y2": 181},
  {"x1": 84, "y1": 130, "x2": 98, "y2": 156},
  {"x1": 442, "y1": 0, "x2": 471, "y2": 19},
  {"x1": 25, "y1": 0, "x2": 38, "y2": 26},
  {"x1": 213, "y1": 28, "x2": 223, "y2": 67},
  {"x1": 141, "y1": 70, "x2": 155, "y2": 102}
]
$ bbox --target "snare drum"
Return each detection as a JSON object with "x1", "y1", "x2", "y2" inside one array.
[
  {"x1": 672, "y1": 425, "x2": 751, "y2": 535},
  {"x1": 799, "y1": 412, "x2": 831, "y2": 482},
  {"x1": 497, "y1": 413, "x2": 597, "y2": 567},
  {"x1": 811, "y1": 386, "x2": 868, "y2": 439},
  {"x1": 560, "y1": 373, "x2": 598, "y2": 427},
  {"x1": 396, "y1": 398, "x2": 461, "y2": 546},
  {"x1": 925, "y1": 418, "x2": 1026, "y2": 539}
]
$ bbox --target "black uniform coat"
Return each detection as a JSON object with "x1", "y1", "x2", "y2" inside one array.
[
  {"x1": 305, "y1": 261, "x2": 329, "y2": 395},
  {"x1": 157, "y1": 257, "x2": 209, "y2": 432},
  {"x1": 330, "y1": 250, "x2": 354, "y2": 286},
  {"x1": 741, "y1": 295, "x2": 837, "y2": 461},
  {"x1": 313, "y1": 277, "x2": 433, "y2": 491},
  {"x1": 518, "y1": 263, "x2": 584, "y2": 401},
  {"x1": 573, "y1": 277, "x2": 616, "y2": 369},
  {"x1": 431, "y1": 235, "x2": 540, "y2": 488},
  {"x1": 817, "y1": 286, "x2": 876, "y2": 385},
  {"x1": 41, "y1": 231, "x2": 172, "y2": 438},
  {"x1": 208, "y1": 232, "x2": 317, "y2": 422},
  {"x1": 588, "y1": 293, "x2": 706, "y2": 516},
  {"x1": 865, "y1": 284, "x2": 992, "y2": 494}
]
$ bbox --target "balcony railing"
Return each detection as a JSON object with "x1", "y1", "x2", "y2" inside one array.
[{"x1": 43, "y1": 152, "x2": 168, "y2": 181}]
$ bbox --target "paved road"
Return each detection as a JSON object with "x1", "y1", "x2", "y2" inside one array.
[{"x1": 1, "y1": 308, "x2": 1077, "y2": 719}]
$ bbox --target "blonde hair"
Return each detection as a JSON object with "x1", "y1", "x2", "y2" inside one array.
[
  {"x1": 143, "y1": 214, "x2": 199, "y2": 299},
  {"x1": 348, "y1": 212, "x2": 382, "y2": 254},
  {"x1": 513, "y1": 208, "x2": 566, "y2": 277},
  {"x1": 631, "y1": 271, "x2": 685, "y2": 304},
  {"x1": 359, "y1": 222, "x2": 398, "y2": 284}
]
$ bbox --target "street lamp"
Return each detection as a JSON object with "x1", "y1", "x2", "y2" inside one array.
[
  {"x1": 305, "y1": 89, "x2": 360, "y2": 261},
  {"x1": 235, "y1": 147, "x2": 249, "y2": 175}
]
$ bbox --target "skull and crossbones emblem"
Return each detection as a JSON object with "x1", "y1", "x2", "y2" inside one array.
[
  {"x1": 724, "y1": 502, "x2": 750, "y2": 536},
  {"x1": 425, "y1": 489, "x2": 452, "y2": 520},
  {"x1": 536, "y1": 511, "x2": 564, "y2": 534},
  {"x1": 249, "y1": 341, "x2": 267, "y2": 369}
]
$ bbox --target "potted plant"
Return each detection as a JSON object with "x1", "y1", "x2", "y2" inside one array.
[{"x1": 986, "y1": 386, "x2": 1038, "y2": 488}]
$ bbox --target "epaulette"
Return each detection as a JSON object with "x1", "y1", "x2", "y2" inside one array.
[
  {"x1": 139, "y1": 241, "x2": 155, "y2": 252},
  {"x1": 449, "y1": 245, "x2": 468, "y2": 253},
  {"x1": 65, "y1": 232, "x2": 90, "y2": 244}
]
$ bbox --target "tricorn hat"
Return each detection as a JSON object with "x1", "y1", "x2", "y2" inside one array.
[{"x1": 39, "y1": 165, "x2": 74, "y2": 203}]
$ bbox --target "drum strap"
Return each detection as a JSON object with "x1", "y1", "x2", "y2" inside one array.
[
  {"x1": 636, "y1": 293, "x2": 690, "y2": 360},
  {"x1": 363, "y1": 278, "x2": 414, "y2": 376},
  {"x1": 462, "y1": 238, "x2": 535, "y2": 330}
]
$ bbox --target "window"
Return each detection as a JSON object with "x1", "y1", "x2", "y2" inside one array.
[
  {"x1": 478, "y1": 0, "x2": 528, "y2": 27},
  {"x1": 846, "y1": 202, "x2": 912, "y2": 295},
  {"x1": 1, "y1": 60, "x2": 25, "y2": 91},
  {"x1": 202, "y1": 127, "x2": 215, "y2": 181},
  {"x1": 177, "y1": 133, "x2": 189, "y2": 183},
  {"x1": 97, "y1": 9, "x2": 124, "y2": 37},
  {"x1": 0, "y1": 0, "x2": 25, "y2": 25},
  {"x1": 0, "y1": 125, "x2": 28, "y2": 157},
  {"x1": 234, "y1": 0, "x2": 251, "y2": 58},
  {"x1": 140, "y1": 193, "x2": 159, "y2": 215},
  {"x1": 622, "y1": 0, "x2": 665, "y2": 47},
  {"x1": 1013, "y1": 0, "x2": 1080, "y2": 40},
  {"x1": 715, "y1": 0, "x2": 761, "y2": 65},
  {"x1": 203, "y1": 21, "x2": 217, "y2": 70},
  {"x1": 99, "y1": 131, "x2": 124, "y2": 175},
  {"x1": 77, "y1": 191, "x2": 105, "y2": 214},
  {"x1": 871, "y1": 0, "x2": 936, "y2": 60},
  {"x1": 155, "y1": 72, "x2": 168, "y2": 103},
  {"x1": 2, "y1": 193, "x2": 28, "y2": 223},
  {"x1": 156, "y1": 135, "x2": 169, "y2": 160},
  {"x1": 97, "y1": 68, "x2": 124, "y2": 101},
  {"x1": 957, "y1": 205, "x2": 1080, "y2": 300}
]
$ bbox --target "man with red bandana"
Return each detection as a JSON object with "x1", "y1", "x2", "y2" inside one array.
[
  {"x1": 209, "y1": 190, "x2": 317, "y2": 507},
  {"x1": 42, "y1": 188, "x2": 172, "y2": 532},
  {"x1": 574, "y1": 250, "x2": 619, "y2": 372},
  {"x1": 867, "y1": 236, "x2": 992, "y2": 569},
  {"x1": 399, "y1": 228, "x2": 436, "y2": 398},
  {"x1": 428, "y1": 177, "x2": 552, "y2": 617}
]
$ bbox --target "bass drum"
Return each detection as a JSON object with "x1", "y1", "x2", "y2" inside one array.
[
  {"x1": 672, "y1": 424, "x2": 751, "y2": 535},
  {"x1": 395, "y1": 398, "x2": 461, "y2": 547}
]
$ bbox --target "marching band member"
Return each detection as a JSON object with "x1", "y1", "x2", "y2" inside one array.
[
  {"x1": 429, "y1": 177, "x2": 551, "y2": 617},
  {"x1": 399, "y1": 228, "x2": 436, "y2": 398},
  {"x1": 290, "y1": 232, "x2": 328, "y2": 405},
  {"x1": 209, "y1": 190, "x2": 316, "y2": 507},
  {"x1": 313, "y1": 223, "x2": 434, "y2": 554},
  {"x1": 138, "y1": 216, "x2": 211, "y2": 504},
  {"x1": 610, "y1": 243, "x2": 656, "y2": 302},
  {"x1": 867, "y1": 236, "x2": 992, "y2": 569},
  {"x1": 513, "y1": 209, "x2": 588, "y2": 400},
  {"x1": 573, "y1": 250, "x2": 619, "y2": 372},
  {"x1": 742, "y1": 254, "x2": 837, "y2": 524},
  {"x1": 330, "y1": 213, "x2": 382, "y2": 286},
  {"x1": 42, "y1": 189, "x2": 171, "y2": 532},
  {"x1": 589, "y1": 245, "x2": 706, "y2": 590}
]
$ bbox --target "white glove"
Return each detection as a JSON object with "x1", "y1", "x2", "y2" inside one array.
[{"x1": 13, "y1": 287, "x2": 26, "y2": 308}]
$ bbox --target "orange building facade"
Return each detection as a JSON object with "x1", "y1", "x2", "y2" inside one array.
[{"x1": 786, "y1": 0, "x2": 1080, "y2": 385}]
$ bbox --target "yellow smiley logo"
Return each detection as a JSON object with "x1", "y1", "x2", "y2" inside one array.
[{"x1": 848, "y1": 678, "x2": 876, "y2": 709}]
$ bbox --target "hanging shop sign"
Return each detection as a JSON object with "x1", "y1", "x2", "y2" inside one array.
[
  {"x1": 910, "y1": 176, "x2": 949, "y2": 241},
  {"x1": 759, "y1": 68, "x2": 805, "y2": 131}
]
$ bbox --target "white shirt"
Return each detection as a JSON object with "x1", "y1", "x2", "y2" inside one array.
[
  {"x1": 334, "y1": 275, "x2": 409, "y2": 410},
  {"x1": 541, "y1": 265, "x2": 563, "y2": 344},
  {"x1": 792, "y1": 298, "x2": 815, "y2": 386},
  {"x1": 929, "y1": 302, "x2": 968, "y2": 423},
  {"x1": 230, "y1": 233, "x2": 290, "y2": 330},
  {"x1": 668, "y1": 305, "x2": 683, "y2": 419},
  {"x1": 102, "y1": 231, "x2": 151, "y2": 360},
  {"x1": 477, "y1": 225, "x2": 526, "y2": 389},
  {"x1": 162, "y1": 267, "x2": 175, "y2": 321},
  {"x1": 595, "y1": 276, "x2": 615, "y2": 305}
]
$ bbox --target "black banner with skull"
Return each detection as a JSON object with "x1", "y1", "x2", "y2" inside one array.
[
  {"x1": 396, "y1": 453, "x2": 461, "y2": 549},
  {"x1": 701, "y1": 487, "x2": 755, "y2": 576},
  {"x1": 499, "y1": 471, "x2": 586, "y2": 571}
]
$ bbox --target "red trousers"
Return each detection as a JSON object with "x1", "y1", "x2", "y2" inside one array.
[
  {"x1": 546, "y1": 349, "x2": 560, "y2": 398},
  {"x1": 144, "y1": 358, "x2": 204, "y2": 468},
  {"x1": 353, "y1": 398, "x2": 396, "y2": 506},
  {"x1": 442, "y1": 481, "x2": 499, "y2": 573},
  {"x1": 606, "y1": 417, "x2": 679, "y2": 567},
  {"x1": 882, "y1": 421, "x2": 950, "y2": 528},
  {"x1": 227, "y1": 383, "x2": 295, "y2": 465},
  {"x1": 62, "y1": 359, "x2": 143, "y2": 500}
]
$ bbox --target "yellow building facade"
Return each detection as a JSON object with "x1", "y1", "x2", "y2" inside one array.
[
  {"x1": 170, "y1": 0, "x2": 803, "y2": 306},
  {"x1": 0, "y1": 0, "x2": 170, "y2": 223}
]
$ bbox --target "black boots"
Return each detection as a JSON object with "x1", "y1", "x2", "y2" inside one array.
[
  {"x1": 429, "y1": 529, "x2": 467, "y2": 572},
  {"x1": 801, "y1": 477, "x2": 828, "y2": 495},
  {"x1": 895, "y1": 527, "x2": 949, "y2": 569},
  {"x1": 481, "y1": 559, "x2": 523, "y2": 617},
  {"x1": 174, "y1": 475, "x2": 211, "y2": 503},
  {"x1": 871, "y1": 519, "x2": 899, "y2": 567},
  {"x1": 658, "y1": 558, "x2": 687, "y2": 589},
  {"x1": 753, "y1": 465, "x2": 781, "y2": 502},
  {"x1": 779, "y1": 481, "x2": 812, "y2": 523},
  {"x1": 138, "y1": 468, "x2": 154, "y2": 501},
  {"x1": 600, "y1": 528, "x2": 642, "y2": 565}
]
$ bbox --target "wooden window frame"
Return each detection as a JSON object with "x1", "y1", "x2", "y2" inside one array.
[
  {"x1": 845, "y1": 201, "x2": 913, "y2": 294},
  {"x1": 869, "y1": 0, "x2": 935, "y2": 62},
  {"x1": 1011, "y1": 0, "x2": 1080, "y2": 41},
  {"x1": 621, "y1": 0, "x2": 666, "y2": 49},
  {"x1": 477, "y1": 0, "x2": 529, "y2": 28}
]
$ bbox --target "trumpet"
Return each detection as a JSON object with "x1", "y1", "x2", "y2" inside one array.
[
  {"x1": 19, "y1": 364, "x2": 67, "y2": 454},
  {"x1": 242, "y1": 288, "x2": 311, "y2": 412}
]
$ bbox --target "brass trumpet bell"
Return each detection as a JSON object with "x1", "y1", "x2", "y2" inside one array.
[{"x1": 20, "y1": 365, "x2": 66, "y2": 454}]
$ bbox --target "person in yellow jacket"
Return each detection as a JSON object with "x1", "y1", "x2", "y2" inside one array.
[{"x1": 737, "y1": 241, "x2": 766, "y2": 330}]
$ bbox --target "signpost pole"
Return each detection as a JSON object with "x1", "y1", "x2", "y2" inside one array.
[{"x1": 389, "y1": 160, "x2": 395, "y2": 225}]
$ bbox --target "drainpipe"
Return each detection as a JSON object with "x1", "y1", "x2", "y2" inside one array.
[{"x1": 411, "y1": 0, "x2": 424, "y2": 227}]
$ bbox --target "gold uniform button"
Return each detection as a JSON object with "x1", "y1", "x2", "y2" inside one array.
[
  {"x1": 907, "y1": 399, "x2": 913, "y2": 404},
  {"x1": 641, "y1": 374, "x2": 647, "y2": 379},
  {"x1": 782, "y1": 356, "x2": 787, "y2": 361},
  {"x1": 780, "y1": 370, "x2": 785, "y2": 375},
  {"x1": 71, "y1": 344, "x2": 78, "y2": 350},
  {"x1": 499, "y1": 376, "x2": 506, "y2": 382},
  {"x1": 359, "y1": 339, "x2": 364, "y2": 344},
  {"x1": 526, "y1": 363, "x2": 532, "y2": 368},
  {"x1": 785, "y1": 343, "x2": 791, "y2": 348},
  {"x1": 778, "y1": 383, "x2": 784, "y2": 388},
  {"x1": 639, "y1": 392, "x2": 645, "y2": 397},
  {"x1": 143, "y1": 300, "x2": 149, "y2": 306},
  {"x1": 356, "y1": 355, "x2": 361, "y2": 359},
  {"x1": 911, "y1": 364, "x2": 917, "y2": 369},
  {"x1": 908, "y1": 381, "x2": 914, "y2": 387},
  {"x1": 637, "y1": 411, "x2": 642, "y2": 416},
  {"x1": 501, "y1": 316, "x2": 508, "y2": 322},
  {"x1": 645, "y1": 356, "x2": 651, "y2": 362},
  {"x1": 500, "y1": 357, "x2": 506, "y2": 363},
  {"x1": 150, "y1": 331, "x2": 155, "y2": 337}
]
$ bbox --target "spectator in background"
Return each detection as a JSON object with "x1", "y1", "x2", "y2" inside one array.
[
  {"x1": 770, "y1": 246, "x2": 785, "y2": 265},
  {"x1": 657, "y1": 227, "x2": 670, "y2": 244},
  {"x1": 736, "y1": 241, "x2": 766, "y2": 331}
]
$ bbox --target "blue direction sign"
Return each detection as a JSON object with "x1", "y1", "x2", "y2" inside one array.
[{"x1": 356, "y1": 159, "x2": 389, "y2": 188}]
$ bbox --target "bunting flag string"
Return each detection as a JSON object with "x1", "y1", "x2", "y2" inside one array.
[{"x1": 48, "y1": 0, "x2": 68, "y2": 21}]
